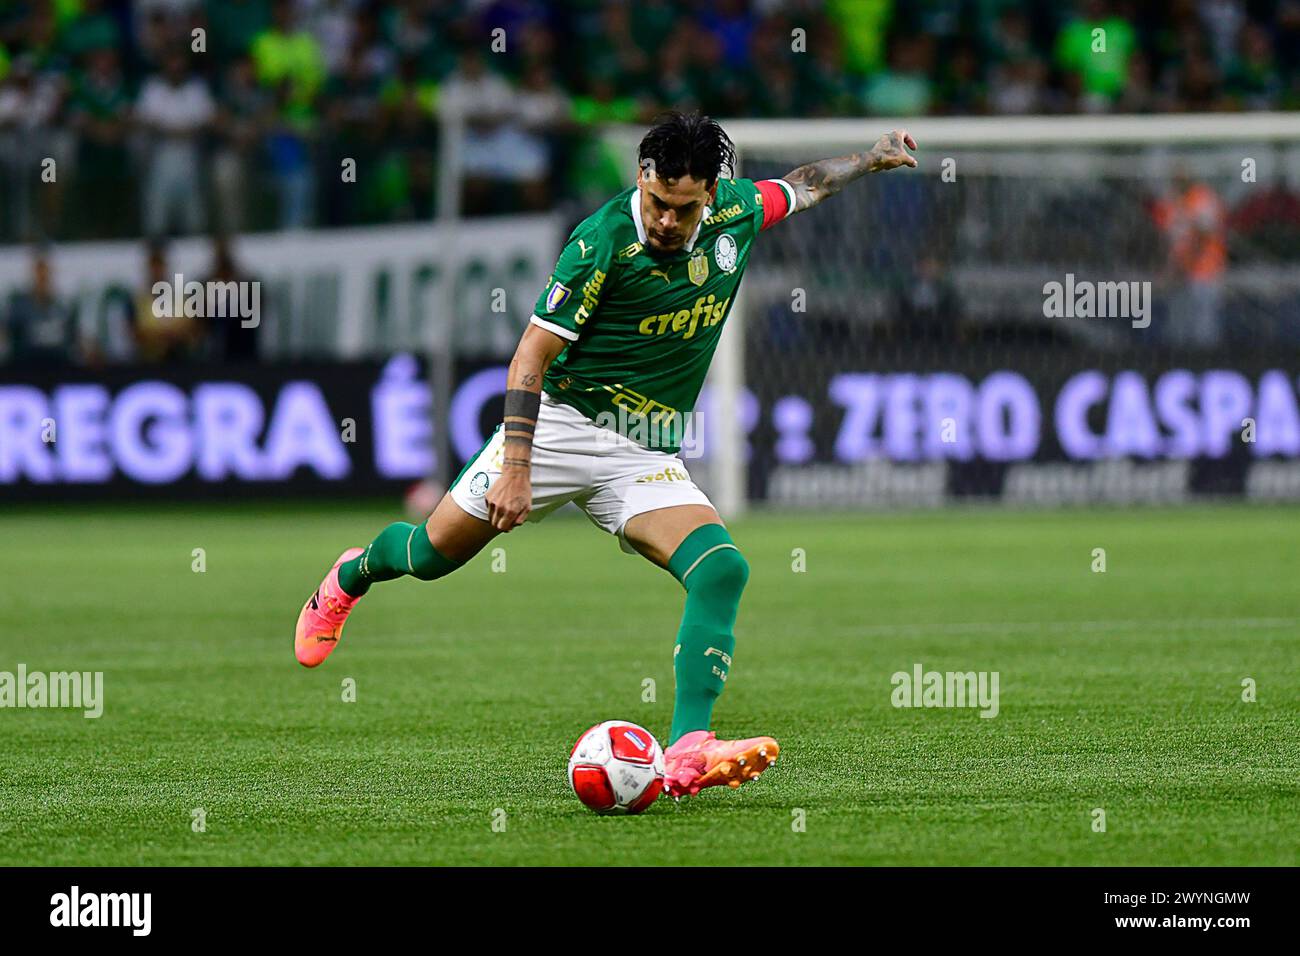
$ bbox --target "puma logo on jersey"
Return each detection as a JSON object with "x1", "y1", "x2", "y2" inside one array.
[
  {"x1": 577, "y1": 239, "x2": 592, "y2": 258},
  {"x1": 649, "y1": 268, "x2": 671, "y2": 283}
]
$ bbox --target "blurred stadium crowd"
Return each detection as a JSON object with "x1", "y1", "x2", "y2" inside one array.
[
  {"x1": 3, "y1": 0, "x2": 1300, "y2": 367},
  {"x1": 2, "y1": 0, "x2": 1299, "y2": 241}
]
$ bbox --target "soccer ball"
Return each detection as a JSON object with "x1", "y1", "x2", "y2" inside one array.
[{"x1": 568, "y1": 720, "x2": 665, "y2": 814}]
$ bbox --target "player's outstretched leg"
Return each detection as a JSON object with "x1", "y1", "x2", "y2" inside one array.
[
  {"x1": 624, "y1": 517, "x2": 779, "y2": 797},
  {"x1": 294, "y1": 495, "x2": 494, "y2": 667}
]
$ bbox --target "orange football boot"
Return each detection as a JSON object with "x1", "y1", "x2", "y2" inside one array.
[
  {"x1": 294, "y1": 547, "x2": 364, "y2": 667},
  {"x1": 663, "y1": 730, "x2": 779, "y2": 798}
]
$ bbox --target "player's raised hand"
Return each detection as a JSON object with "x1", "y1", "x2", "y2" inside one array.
[{"x1": 868, "y1": 129, "x2": 918, "y2": 172}]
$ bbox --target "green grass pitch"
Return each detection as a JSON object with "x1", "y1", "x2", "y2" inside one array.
[{"x1": 1, "y1": 501, "x2": 1296, "y2": 866}]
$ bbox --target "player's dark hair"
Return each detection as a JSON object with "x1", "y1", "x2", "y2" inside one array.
[{"x1": 638, "y1": 111, "x2": 736, "y2": 188}]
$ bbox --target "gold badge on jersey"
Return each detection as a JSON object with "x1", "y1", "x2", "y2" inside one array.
[{"x1": 688, "y1": 248, "x2": 709, "y2": 286}]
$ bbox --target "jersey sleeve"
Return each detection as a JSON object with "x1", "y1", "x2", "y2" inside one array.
[
  {"x1": 755, "y1": 179, "x2": 796, "y2": 230},
  {"x1": 530, "y1": 223, "x2": 614, "y2": 342}
]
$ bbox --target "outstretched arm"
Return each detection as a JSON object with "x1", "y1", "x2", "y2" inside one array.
[{"x1": 781, "y1": 129, "x2": 917, "y2": 215}]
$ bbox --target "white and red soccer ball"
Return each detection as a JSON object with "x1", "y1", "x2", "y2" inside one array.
[{"x1": 568, "y1": 720, "x2": 665, "y2": 814}]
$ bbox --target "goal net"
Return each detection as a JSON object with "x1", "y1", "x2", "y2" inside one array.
[{"x1": 607, "y1": 114, "x2": 1300, "y2": 514}]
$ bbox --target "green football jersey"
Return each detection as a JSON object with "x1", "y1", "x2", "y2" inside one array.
[{"x1": 530, "y1": 177, "x2": 789, "y2": 454}]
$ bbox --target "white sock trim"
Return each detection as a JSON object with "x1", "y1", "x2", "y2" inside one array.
[{"x1": 680, "y1": 543, "x2": 738, "y2": 583}]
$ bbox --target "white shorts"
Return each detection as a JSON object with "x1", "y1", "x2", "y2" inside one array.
[{"x1": 449, "y1": 393, "x2": 714, "y2": 552}]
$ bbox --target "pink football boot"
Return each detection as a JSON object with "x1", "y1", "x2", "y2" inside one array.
[
  {"x1": 663, "y1": 731, "x2": 779, "y2": 798},
  {"x1": 294, "y1": 547, "x2": 365, "y2": 668}
]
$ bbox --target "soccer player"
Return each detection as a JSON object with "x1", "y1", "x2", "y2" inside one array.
[{"x1": 295, "y1": 112, "x2": 917, "y2": 798}]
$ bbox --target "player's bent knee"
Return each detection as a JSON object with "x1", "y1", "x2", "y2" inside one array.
[
  {"x1": 686, "y1": 546, "x2": 749, "y2": 598},
  {"x1": 423, "y1": 494, "x2": 497, "y2": 565}
]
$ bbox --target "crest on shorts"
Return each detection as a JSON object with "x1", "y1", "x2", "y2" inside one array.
[
  {"x1": 546, "y1": 281, "x2": 571, "y2": 313},
  {"x1": 714, "y1": 234, "x2": 738, "y2": 274},
  {"x1": 688, "y1": 249, "x2": 709, "y2": 286},
  {"x1": 468, "y1": 472, "x2": 490, "y2": 497}
]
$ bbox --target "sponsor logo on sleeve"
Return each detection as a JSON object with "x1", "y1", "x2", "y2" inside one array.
[{"x1": 574, "y1": 270, "x2": 606, "y2": 325}]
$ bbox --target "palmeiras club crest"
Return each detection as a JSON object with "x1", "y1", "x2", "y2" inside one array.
[{"x1": 714, "y1": 233, "x2": 738, "y2": 273}]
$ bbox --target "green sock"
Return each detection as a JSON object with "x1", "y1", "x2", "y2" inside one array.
[
  {"x1": 666, "y1": 524, "x2": 749, "y2": 744},
  {"x1": 337, "y1": 521, "x2": 462, "y2": 597}
]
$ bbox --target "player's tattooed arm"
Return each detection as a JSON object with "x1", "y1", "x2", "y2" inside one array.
[
  {"x1": 783, "y1": 129, "x2": 917, "y2": 214},
  {"x1": 486, "y1": 324, "x2": 567, "y2": 531},
  {"x1": 501, "y1": 384, "x2": 540, "y2": 471}
]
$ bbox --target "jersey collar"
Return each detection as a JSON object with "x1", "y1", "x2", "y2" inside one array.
[{"x1": 630, "y1": 188, "x2": 712, "y2": 254}]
